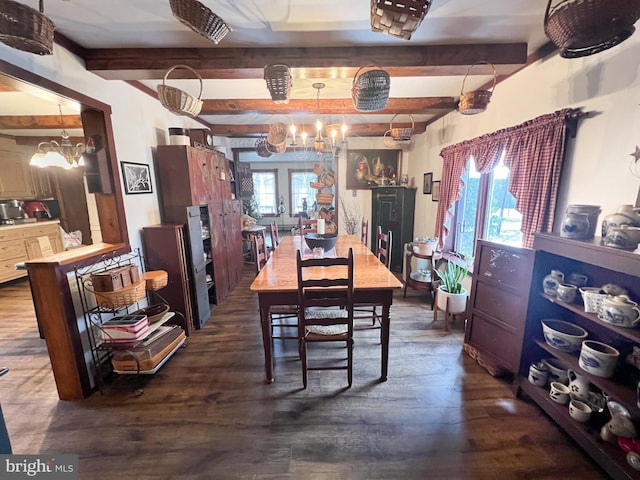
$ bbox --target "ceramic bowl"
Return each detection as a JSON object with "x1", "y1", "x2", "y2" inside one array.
[
  {"x1": 569, "y1": 399, "x2": 592, "y2": 423},
  {"x1": 542, "y1": 357, "x2": 569, "y2": 384},
  {"x1": 541, "y1": 319, "x2": 588, "y2": 353},
  {"x1": 303, "y1": 233, "x2": 338, "y2": 252}
]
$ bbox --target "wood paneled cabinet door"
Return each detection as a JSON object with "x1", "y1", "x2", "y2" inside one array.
[
  {"x1": 31, "y1": 168, "x2": 53, "y2": 199},
  {"x1": 0, "y1": 156, "x2": 33, "y2": 199},
  {"x1": 371, "y1": 186, "x2": 416, "y2": 272},
  {"x1": 465, "y1": 240, "x2": 535, "y2": 374}
]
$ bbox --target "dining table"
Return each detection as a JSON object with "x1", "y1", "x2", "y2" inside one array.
[{"x1": 249, "y1": 234, "x2": 403, "y2": 383}]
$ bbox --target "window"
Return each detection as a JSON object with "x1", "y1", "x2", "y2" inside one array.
[
  {"x1": 289, "y1": 170, "x2": 317, "y2": 216},
  {"x1": 449, "y1": 153, "x2": 522, "y2": 262},
  {"x1": 252, "y1": 170, "x2": 277, "y2": 216}
]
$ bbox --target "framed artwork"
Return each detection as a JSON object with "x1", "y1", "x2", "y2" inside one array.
[
  {"x1": 423, "y1": 172, "x2": 433, "y2": 194},
  {"x1": 121, "y1": 161, "x2": 153, "y2": 194},
  {"x1": 346, "y1": 149, "x2": 401, "y2": 189},
  {"x1": 431, "y1": 181, "x2": 441, "y2": 202}
]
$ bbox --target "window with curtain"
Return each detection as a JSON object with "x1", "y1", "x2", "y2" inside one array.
[
  {"x1": 435, "y1": 108, "x2": 578, "y2": 253},
  {"x1": 449, "y1": 154, "x2": 522, "y2": 261},
  {"x1": 252, "y1": 170, "x2": 277, "y2": 216},
  {"x1": 289, "y1": 170, "x2": 316, "y2": 216}
]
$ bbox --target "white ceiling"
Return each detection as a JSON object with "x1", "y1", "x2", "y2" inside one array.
[{"x1": 0, "y1": 0, "x2": 554, "y2": 137}]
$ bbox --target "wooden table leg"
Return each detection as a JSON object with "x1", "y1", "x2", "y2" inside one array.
[
  {"x1": 258, "y1": 294, "x2": 273, "y2": 383},
  {"x1": 380, "y1": 294, "x2": 392, "y2": 381}
]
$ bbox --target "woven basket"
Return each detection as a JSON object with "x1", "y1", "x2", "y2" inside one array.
[
  {"x1": 544, "y1": 0, "x2": 640, "y2": 58},
  {"x1": 157, "y1": 64, "x2": 204, "y2": 117},
  {"x1": 143, "y1": 270, "x2": 168, "y2": 291},
  {"x1": 390, "y1": 114, "x2": 415, "y2": 141},
  {"x1": 169, "y1": 0, "x2": 231, "y2": 44},
  {"x1": 267, "y1": 122, "x2": 287, "y2": 151},
  {"x1": 310, "y1": 181, "x2": 325, "y2": 190},
  {"x1": 0, "y1": 0, "x2": 54, "y2": 55},
  {"x1": 458, "y1": 62, "x2": 497, "y2": 115},
  {"x1": 351, "y1": 65, "x2": 391, "y2": 112},
  {"x1": 316, "y1": 193, "x2": 334, "y2": 205},
  {"x1": 370, "y1": 0, "x2": 432, "y2": 40},
  {"x1": 94, "y1": 281, "x2": 147, "y2": 309},
  {"x1": 255, "y1": 134, "x2": 273, "y2": 158},
  {"x1": 264, "y1": 64, "x2": 292, "y2": 104}
]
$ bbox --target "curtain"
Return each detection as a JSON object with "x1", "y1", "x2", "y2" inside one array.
[{"x1": 435, "y1": 108, "x2": 576, "y2": 249}]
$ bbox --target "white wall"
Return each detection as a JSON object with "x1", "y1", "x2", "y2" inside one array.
[{"x1": 0, "y1": 43, "x2": 210, "y2": 252}]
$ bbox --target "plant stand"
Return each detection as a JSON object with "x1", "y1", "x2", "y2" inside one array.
[{"x1": 433, "y1": 288, "x2": 468, "y2": 331}]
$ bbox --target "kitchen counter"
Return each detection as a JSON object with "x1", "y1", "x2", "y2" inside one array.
[{"x1": 0, "y1": 219, "x2": 60, "y2": 230}]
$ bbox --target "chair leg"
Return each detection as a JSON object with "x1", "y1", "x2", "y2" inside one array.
[
  {"x1": 347, "y1": 337, "x2": 353, "y2": 388},
  {"x1": 299, "y1": 337, "x2": 308, "y2": 389}
]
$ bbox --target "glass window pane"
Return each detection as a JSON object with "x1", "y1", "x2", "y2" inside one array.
[
  {"x1": 455, "y1": 158, "x2": 480, "y2": 260},
  {"x1": 290, "y1": 172, "x2": 317, "y2": 215},
  {"x1": 485, "y1": 160, "x2": 522, "y2": 246},
  {"x1": 252, "y1": 172, "x2": 276, "y2": 215}
]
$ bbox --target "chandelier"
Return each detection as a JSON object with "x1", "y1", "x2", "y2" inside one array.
[
  {"x1": 30, "y1": 105, "x2": 86, "y2": 169},
  {"x1": 288, "y1": 82, "x2": 347, "y2": 158}
]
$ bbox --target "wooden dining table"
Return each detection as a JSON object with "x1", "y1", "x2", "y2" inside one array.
[{"x1": 249, "y1": 234, "x2": 403, "y2": 383}]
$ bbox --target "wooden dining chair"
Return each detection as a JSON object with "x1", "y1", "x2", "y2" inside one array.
[
  {"x1": 299, "y1": 217, "x2": 318, "y2": 234},
  {"x1": 354, "y1": 226, "x2": 392, "y2": 334},
  {"x1": 296, "y1": 248, "x2": 355, "y2": 389},
  {"x1": 253, "y1": 234, "x2": 269, "y2": 274},
  {"x1": 269, "y1": 221, "x2": 280, "y2": 253},
  {"x1": 361, "y1": 218, "x2": 369, "y2": 244}
]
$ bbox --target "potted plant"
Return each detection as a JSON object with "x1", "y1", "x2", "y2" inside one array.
[
  {"x1": 414, "y1": 236, "x2": 439, "y2": 256},
  {"x1": 435, "y1": 256, "x2": 468, "y2": 314}
]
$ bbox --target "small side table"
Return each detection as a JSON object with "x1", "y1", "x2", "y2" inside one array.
[
  {"x1": 242, "y1": 226, "x2": 266, "y2": 262},
  {"x1": 403, "y1": 245, "x2": 438, "y2": 309}
]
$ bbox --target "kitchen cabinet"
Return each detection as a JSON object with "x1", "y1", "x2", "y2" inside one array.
[
  {"x1": 30, "y1": 168, "x2": 53, "y2": 199},
  {"x1": 516, "y1": 233, "x2": 640, "y2": 480},
  {"x1": 371, "y1": 186, "x2": 416, "y2": 272},
  {"x1": 0, "y1": 222, "x2": 63, "y2": 283},
  {"x1": 0, "y1": 156, "x2": 33, "y2": 200},
  {"x1": 156, "y1": 146, "x2": 243, "y2": 309}
]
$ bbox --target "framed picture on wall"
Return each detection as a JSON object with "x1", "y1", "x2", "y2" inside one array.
[
  {"x1": 423, "y1": 172, "x2": 433, "y2": 194},
  {"x1": 431, "y1": 181, "x2": 441, "y2": 202},
  {"x1": 121, "y1": 161, "x2": 153, "y2": 194},
  {"x1": 346, "y1": 149, "x2": 401, "y2": 189}
]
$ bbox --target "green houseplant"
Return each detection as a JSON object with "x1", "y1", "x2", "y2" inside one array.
[{"x1": 435, "y1": 255, "x2": 468, "y2": 314}]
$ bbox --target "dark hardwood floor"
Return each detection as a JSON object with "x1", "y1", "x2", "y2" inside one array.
[{"x1": 0, "y1": 268, "x2": 606, "y2": 479}]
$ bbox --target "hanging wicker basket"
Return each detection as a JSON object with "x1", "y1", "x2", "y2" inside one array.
[
  {"x1": 267, "y1": 121, "x2": 287, "y2": 153},
  {"x1": 0, "y1": 0, "x2": 54, "y2": 55},
  {"x1": 390, "y1": 114, "x2": 414, "y2": 141},
  {"x1": 544, "y1": 0, "x2": 640, "y2": 58},
  {"x1": 370, "y1": 0, "x2": 432, "y2": 40},
  {"x1": 169, "y1": 0, "x2": 231, "y2": 45},
  {"x1": 264, "y1": 64, "x2": 292, "y2": 104},
  {"x1": 458, "y1": 62, "x2": 497, "y2": 115},
  {"x1": 316, "y1": 193, "x2": 335, "y2": 205},
  {"x1": 255, "y1": 134, "x2": 273, "y2": 158},
  {"x1": 351, "y1": 65, "x2": 391, "y2": 112},
  {"x1": 157, "y1": 64, "x2": 204, "y2": 117}
]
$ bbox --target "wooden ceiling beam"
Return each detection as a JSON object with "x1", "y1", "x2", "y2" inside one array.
[
  {"x1": 0, "y1": 115, "x2": 82, "y2": 129},
  {"x1": 210, "y1": 122, "x2": 426, "y2": 137},
  {"x1": 200, "y1": 97, "x2": 456, "y2": 115},
  {"x1": 12, "y1": 136, "x2": 86, "y2": 146},
  {"x1": 84, "y1": 43, "x2": 527, "y2": 80}
]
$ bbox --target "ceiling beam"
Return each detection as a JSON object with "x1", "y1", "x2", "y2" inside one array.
[
  {"x1": 13, "y1": 136, "x2": 86, "y2": 146},
  {"x1": 210, "y1": 122, "x2": 426, "y2": 137},
  {"x1": 0, "y1": 115, "x2": 82, "y2": 129},
  {"x1": 84, "y1": 43, "x2": 528, "y2": 80},
  {"x1": 200, "y1": 97, "x2": 456, "y2": 115}
]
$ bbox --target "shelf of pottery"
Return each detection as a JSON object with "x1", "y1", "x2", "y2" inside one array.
[{"x1": 310, "y1": 161, "x2": 337, "y2": 234}]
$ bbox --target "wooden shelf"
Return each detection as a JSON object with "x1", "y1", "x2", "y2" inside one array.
[{"x1": 520, "y1": 380, "x2": 637, "y2": 480}]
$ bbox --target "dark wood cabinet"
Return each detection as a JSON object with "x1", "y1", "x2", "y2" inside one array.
[
  {"x1": 466, "y1": 240, "x2": 535, "y2": 374},
  {"x1": 156, "y1": 146, "x2": 243, "y2": 310},
  {"x1": 371, "y1": 186, "x2": 416, "y2": 272},
  {"x1": 509, "y1": 233, "x2": 640, "y2": 480}
]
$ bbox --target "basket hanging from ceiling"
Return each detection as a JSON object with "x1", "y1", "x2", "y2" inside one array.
[
  {"x1": 370, "y1": 0, "x2": 432, "y2": 40},
  {"x1": 264, "y1": 64, "x2": 293, "y2": 104},
  {"x1": 0, "y1": 0, "x2": 54, "y2": 55},
  {"x1": 157, "y1": 64, "x2": 204, "y2": 117},
  {"x1": 169, "y1": 0, "x2": 231, "y2": 45},
  {"x1": 351, "y1": 65, "x2": 391, "y2": 112},
  {"x1": 255, "y1": 134, "x2": 273, "y2": 158},
  {"x1": 389, "y1": 114, "x2": 415, "y2": 141},
  {"x1": 267, "y1": 121, "x2": 287, "y2": 153},
  {"x1": 458, "y1": 62, "x2": 497, "y2": 116},
  {"x1": 544, "y1": 0, "x2": 640, "y2": 58}
]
